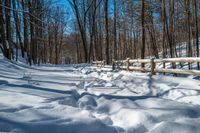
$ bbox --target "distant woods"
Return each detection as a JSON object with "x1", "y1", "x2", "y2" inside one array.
[
  {"x1": 69, "y1": 0, "x2": 200, "y2": 65},
  {"x1": 0, "y1": 0, "x2": 200, "y2": 65},
  {"x1": 0, "y1": 0, "x2": 67, "y2": 65}
]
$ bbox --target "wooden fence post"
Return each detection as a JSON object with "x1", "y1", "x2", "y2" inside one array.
[
  {"x1": 103, "y1": 60, "x2": 105, "y2": 67},
  {"x1": 112, "y1": 59, "x2": 115, "y2": 70},
  {"x1": 163, "y1": 62, "x2": 166, "y2": 75},
  {"x1": 126, "y1": 58, "x2": 130, "y2": 71},
  {"x1": 101, "y1": 60, "x2": 105, "y2": 68},
  {"x1": 151, "y1": 58, "x2": 156, "y2": 75}
]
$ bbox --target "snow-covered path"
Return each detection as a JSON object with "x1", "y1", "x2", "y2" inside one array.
[{"x1": 0, "y1": 59, "x2": 200, "y2": 133}]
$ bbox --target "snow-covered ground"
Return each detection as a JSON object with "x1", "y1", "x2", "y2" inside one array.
[{"x1": 0, "y1": 57, "x2": 200, "y2": 133}]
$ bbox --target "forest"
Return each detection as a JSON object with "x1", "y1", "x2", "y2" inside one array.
[
  {"x1": 0, "y1": 0, "x2": 199, "y2": 65},
  {"x1": 0, "y1": 1, "x2": 200, "y2": 132}
]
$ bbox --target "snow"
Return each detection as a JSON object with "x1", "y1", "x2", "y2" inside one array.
[{"x1": 0, "y1": 58, "x2": 200, "y2": 133}]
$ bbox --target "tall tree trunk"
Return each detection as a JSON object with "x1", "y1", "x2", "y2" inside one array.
[
  {"x1": 162, "y1": 0, "x2": 167, "y2": 73},
  {"x1": 113, "y1": 0, "x2": 117, "y2": 60},
  {"x1": 194, "y1": 0, "x2": 199, "y2": 69},
  {"x1": 169, "y1": 0, "x2": 174, "y2": 58},
  {"x1": 141, "y1": 0, "x2": 145, "y2": 67},
  {"x1": 105, "y1": 0, "x2": 109, "y2": 64},
  {"x1": 22, "y1": 0, "x2": 30, "y2": 64},
  {"x1": 28, "y1": 0, "x2": 34, "y2": 65},
  {"x1": 12, "y1": 0, "x2": 25, "y2": 58},
  {"x1": 185, "y1": 0, "x2": 192, "y2": 69},
  {"x1": 5, "y1": 0, "x2": 12, "y2": 59},
  {"x1": 89, "y1": 0, "x2": 97, "y2": 62},
  {"x1": 71, "y1": 0, "x2": 88, "y2": 62},
  {"x1": 0, "y1": 0, "x2": 8, "y2": 57}
]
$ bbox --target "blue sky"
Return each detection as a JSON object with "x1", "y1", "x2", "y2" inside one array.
[
  {"x1": 50, "y1": 0, "x2": 115, "y2": 34},
  {"x1": 50, "y1": 0, "x2": 74, "y2": 33}
]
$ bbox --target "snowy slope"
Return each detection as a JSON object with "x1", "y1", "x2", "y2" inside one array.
[
  {"x1": 0, "y1": 59, "x2": 200, "y2": 133},
  {"x1": 156, "y1": 42, "x2": 200, "y2": 71}
]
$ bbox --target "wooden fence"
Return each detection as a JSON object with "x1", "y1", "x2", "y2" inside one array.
[
  {"x1": 92, "y1": 60, "x2": 106, "y2": 68},
  {"x1": 93, "y1": 57, "x2": 200, "y2": 75}
]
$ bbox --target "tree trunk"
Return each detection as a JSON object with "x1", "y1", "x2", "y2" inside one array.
[
  {"x1": 105, "y1": 0, "x2": 109, "y2": 64},
  {"x1": 113, "y1": 0, "x2": 117, "y2": 60},
  {"x1": 141, "y1": 0, "x2": 145, "y2": 67},
  {"x1": 185, "y1": 0, "x2": 192, "y2": 69},
  {"x1": 194, "y1": 0, "x2": 199, "y2": 69},
  {"x1": 0, "y1": 0, "x2": 8, "y2": 57},
  {"x1": 12, "y1": 0, "x2": 25, "y2": 58},
  {"x1": 5, "y1": 0, "x2": 12, "y2": 59}
]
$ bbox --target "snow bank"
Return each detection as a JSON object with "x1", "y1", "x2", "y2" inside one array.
[{"x1": 0, "y1": 58, "x2": 200, "y2": 132}]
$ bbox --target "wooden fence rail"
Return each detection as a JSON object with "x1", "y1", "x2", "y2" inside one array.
[
  {"x1": 93, "y1": 57, "x2": 200, "y2": 76},
  {"x1": 92, "y1": 60, "x2": 106, "y2": 68}
]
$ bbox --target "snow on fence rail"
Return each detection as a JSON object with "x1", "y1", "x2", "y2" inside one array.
[
  {"x1": 92, "y1": 60, "x2": 106, "y2": 68},
  {"x1": 93, "y1": 57, "x2": 200, "y2": 75}
]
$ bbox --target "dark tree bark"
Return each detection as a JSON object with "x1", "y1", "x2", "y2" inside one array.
[
  {"x1": 194, "y1": 0, "x2": 199, "y2": 69},
  {"x1": 5, "y1": 0, "x2": 12, "y2": 59},
  {"x1": 0, "y1": 0, "x2": 7, "y2": 57},
  {"x1": 185, "y1": 0, "x2": 192, "y2": 69},
  {"x1": 12, "y1": 0, "x2": 25, "y2": 58},
  {"x1": 141, "y1": 0, "x2": 145, "y2": 67},
  {"x1": 104, "y1": 0, "x2": 109, "y2": 64},
  {"x1": 113, "y1": 0, "x2": 117, "y2": 60}
]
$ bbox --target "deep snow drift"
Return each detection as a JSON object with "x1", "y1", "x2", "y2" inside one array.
[{"x1": 0, "y1": 57, "x2": 200, "y2": 133}]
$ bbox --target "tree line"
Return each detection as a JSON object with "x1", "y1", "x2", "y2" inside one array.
[
  {"x1": 69, "y1": 0, "x2": 200, "y2": 68},
  {"x1": 0, "y1": 0, "x2": 199, "y2": 68},
  {"x1": 0, "y1": 0, "x2": 67, "y2": 65}
]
